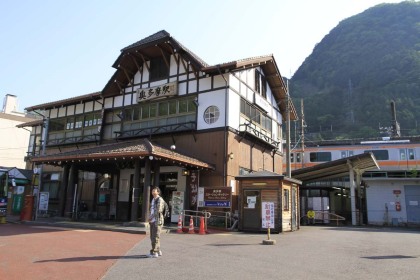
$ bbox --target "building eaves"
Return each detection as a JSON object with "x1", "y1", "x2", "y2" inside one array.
[
  {"x1": 30, "y1": 139, "x2": 215, "y2": 170},
  {"x1": 0, "y1": 112, "x2": 37, "y2": 123},
  {"x1": 25, "y1": 92, "x2": 102, "y2": 112},
  {"x1": 16, "y1": 119, "x2": 44, "y2": 128}
]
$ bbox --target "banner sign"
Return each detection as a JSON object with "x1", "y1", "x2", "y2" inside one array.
[
  {"x1": 189, "y1": 171, "x2": 199, "y2": 209},
  {"x1": 262, "y1": 202, "x2": 275, "y2": 228}
]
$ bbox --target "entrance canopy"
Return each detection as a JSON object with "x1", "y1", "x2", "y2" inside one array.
[
  {"x1": 291, "y1": 152, "x2": 379, "y2": 182},
  {"x1": 30, "y1": 139, "x2": 215, "y2": 171}
]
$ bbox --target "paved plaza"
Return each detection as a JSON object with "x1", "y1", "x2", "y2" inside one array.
[
  {"x1": 1, "y1": 218, "x2": 420, "y2": 280},
  {"x1": 104, "y1": 226, "x2": 420, "y2": 280}
]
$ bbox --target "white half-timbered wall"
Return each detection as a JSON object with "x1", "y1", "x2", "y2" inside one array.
[{"x1": 43, "y1": 52, "x2": 283, "y2": 150}]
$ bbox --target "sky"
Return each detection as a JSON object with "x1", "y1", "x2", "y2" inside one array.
[{"x1": 0, "y1": 0, "x2": 407, "y2": 111}]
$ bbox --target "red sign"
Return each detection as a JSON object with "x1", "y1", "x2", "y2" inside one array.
[{"x1": 393, "y1": 190, "x2": 401, "y2": 195}]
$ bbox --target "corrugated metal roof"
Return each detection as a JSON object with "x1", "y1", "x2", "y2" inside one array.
[{"x1": 291, "y1": 152, "x2": 379, "y2": 182}]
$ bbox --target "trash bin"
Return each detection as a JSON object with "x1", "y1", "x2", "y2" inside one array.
[
  {"x1": 0, "y1": 208, "x2": 6, "y2": 224},
  {"x1": 0, "y1": 197, "x2": 7, "y2": 224},
  {"x1": 20, "y1": 195, "x2": 34, "y2": 221}
]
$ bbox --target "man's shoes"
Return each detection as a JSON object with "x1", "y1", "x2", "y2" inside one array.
[
  {"x1": 147, "y1": 252, "x2": 159, "y2": 258},
  {"x1": 158, "y1": 250, "x2": 162, "y2": 256}
]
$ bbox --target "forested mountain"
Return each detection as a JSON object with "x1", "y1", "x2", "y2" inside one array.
[{"x1": 290, "y1": 1, "x2": 420, "y2": 141}]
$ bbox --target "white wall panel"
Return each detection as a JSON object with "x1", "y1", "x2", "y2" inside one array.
[
  {"x1": 188, "y1": 79, "x2": 197, "y2": 94},
  {"x1": 178, "y1": 74, "x2": 187, "y2": 81},
  {"x1": 104, "y1": 97, "x2": 113, "y2": 109},
  {"x1": 67, "y1": 105, "x2": 75, "y2": 115},
  {"x1": 134, "y1": 71, "x2": 141, "y2": 84},
  {"x1": 170, "y1": 55, "x2": 177, "y2": 76},
  {"x1": 49, "y1": 108, "x2": 58, "y2": 118},
  {"x1": 58, "y1": 107, "x2": 66, "y2": 117},
  {"x1": 178, "y1": 81, "x2": 187, "y2": 95},
  {"x1": 113, "y1": 95, "x2": 124, "y2": 107},
  {"x1": 93, "y1": 101, "x2": 102, "y2": 111},
  {"x1": 84, "y1": 101, "x2": 93, "y2": 112},
  {"x1": 75, "y1": 104, "x2": 84, "y2": 114},
  {"x1": 230, "y1": 74, "x2": 240, "y2": 93},
  {"x1": 228, "y1": 90, "x2": 240, "y2": 130},
  {"x1": 124, "y1": 93, "x2": 133, "y2": 106},
  {"x1": 143, "y1": 62, "x2": 149, "y2": 81},
  {"x1": 199, "y1": 77, "x2": 212, "y2": 92},
  {"x1": 214, "y1": 75, "x2": 227, "y2": 88},
  {"x1": 196, "y1": 89, "x2": 226, "y2": 130}
]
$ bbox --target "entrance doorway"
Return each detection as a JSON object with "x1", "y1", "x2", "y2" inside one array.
[{"x1": 242, "y1": 190, "x2": 260, "y2": 229}]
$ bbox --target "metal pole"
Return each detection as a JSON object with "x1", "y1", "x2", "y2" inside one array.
[
  {"x1": 301, "y1": 99, "x2": 305, "y2": 169},
  {"x1": 348, "y1": 162, "x2": 356, "y2": 226},
  {"x1": 35, "y1": 118, "x2": 49, "y2": 221},
  {"x1": 286, "y1": 82, "x2": 291, "y2": 178}
]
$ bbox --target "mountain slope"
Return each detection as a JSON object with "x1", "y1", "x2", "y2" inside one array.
[{"x1": 290, "y1": 1, "x2": 420, "y2": 139}]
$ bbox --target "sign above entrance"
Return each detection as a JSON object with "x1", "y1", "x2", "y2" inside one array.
[
  {"x1": 198, "y1": 187, "x2": 231, "y2": 208},
  {"x1": 136, "y1": 82, "x2": 178, "y2": 103}
]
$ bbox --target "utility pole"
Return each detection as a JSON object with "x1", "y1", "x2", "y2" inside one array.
[
  {"x1": 300, "y1": 99, "x2": 305, "y2": 169},
  {"x1": 286, "y1": 82, "x2": 291, "y2": 178}
]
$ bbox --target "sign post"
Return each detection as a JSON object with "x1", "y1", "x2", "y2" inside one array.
[{"x1": 262, "y1": 202, "x2": 276, "y2": 245}]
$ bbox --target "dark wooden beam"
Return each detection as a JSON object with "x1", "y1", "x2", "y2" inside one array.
[
  {"x1": 118, "y1": 65, "x2": 134, "y2": 86},
  {"x1": 129, "y1": 53, "x2": 142, "y2": 73},
  {"x1": 114, "y1": 80, "x2": 124, "y2": 93},
  {"x1": 157, "y1": 46, "x2": 170, "y2": 69},
  {"x1": 135, "y1": 51, "x2": 150, "y2": 72}
]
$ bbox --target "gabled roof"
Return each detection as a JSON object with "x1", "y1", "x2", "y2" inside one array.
[
  {"x1": 103, "y1": 30, "x2": 297, "y2": 120},
  {"x1": 102, "y1": 30, "x2": 210, "y2": 97},
  {"x1": 25, "y1": 30, "x2": 297, "y2": 120},
  {"x1": 30, "y1": 138, "x2": 215, "y2": 171},
  {"x1": 203, "y1": 55, "x2": 297, "y2": 120}
]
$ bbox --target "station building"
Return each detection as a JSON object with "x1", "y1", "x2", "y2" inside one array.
[{"x1": 20, "y1": 30, "x2": 300, "y2": 231}]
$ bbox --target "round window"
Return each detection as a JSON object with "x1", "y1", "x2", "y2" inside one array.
[{"x1": 204, "y1": 106, "x2": 220, "y2": 124}]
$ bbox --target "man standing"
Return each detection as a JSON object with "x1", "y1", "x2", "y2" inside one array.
[{"x1": 147, "y1": 186, "x2": 168, "y2": 258}]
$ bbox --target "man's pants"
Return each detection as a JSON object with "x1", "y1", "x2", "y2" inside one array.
[{"x1": 149, "y1": 222, "x2": 162, "y2": 253}]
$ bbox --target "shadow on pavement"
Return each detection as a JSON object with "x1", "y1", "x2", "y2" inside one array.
[{"x1": 34, "y1": 255, "x2": 151, "y2": 263}]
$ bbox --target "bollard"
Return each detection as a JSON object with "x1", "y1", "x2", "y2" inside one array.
[{"x1": 262, "y1": 222, "x2": 276, "y2": 245}]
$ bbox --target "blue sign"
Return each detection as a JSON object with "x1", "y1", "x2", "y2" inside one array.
[
  {"x1": 0, "y1": 197, "x2": 7, "y2": 207},
  {"x1": 204, "y1": 201, "x2": 230, "y2": 207}
]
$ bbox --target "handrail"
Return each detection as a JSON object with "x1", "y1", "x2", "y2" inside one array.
[
  {"x1": 301, "y1": 211, "x2": 345, "y2": 226},
  {"x1": 182, "y1": 210, "x2": 211, "y2": 230}
]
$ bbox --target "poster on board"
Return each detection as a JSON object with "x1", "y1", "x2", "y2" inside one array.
[{"x1": 39, "y1": 192, "x2": 49, "y2": 211}]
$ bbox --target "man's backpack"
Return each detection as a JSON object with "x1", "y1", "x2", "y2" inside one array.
[
  {"x1": 159, "y1": 197, "x2": 169, "y2": 218},
  {"x1": 163, "y1": 200, "x2": 170, "y2": 218}
]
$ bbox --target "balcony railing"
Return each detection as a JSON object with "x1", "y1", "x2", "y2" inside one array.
[
  {"x1": 239, "y1": 123, "x2": 280, "y2": 148},
  {"x1": 114, "y1": 121, "x2": 196, "y2": 139},
  {"x1": 46, "y1": 134, "x2": 99, "y2": 147}
]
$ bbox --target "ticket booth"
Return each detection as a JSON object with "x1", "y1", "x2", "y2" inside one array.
[{"x1": 235, "y1": 171, "x2": 301, "y2": 233}]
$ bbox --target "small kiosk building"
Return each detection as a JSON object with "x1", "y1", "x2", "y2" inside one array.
[{"x1": 236, "y1": 171, "x2": 301, "y2": 233}]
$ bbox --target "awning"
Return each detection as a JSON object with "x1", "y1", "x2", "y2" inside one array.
[
  {"x1": 291, "y1": 152, "x2": 379, "y2": 182},
  {"x1": 29, "y1": 139, "x2": 215, "y2": 171}
]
